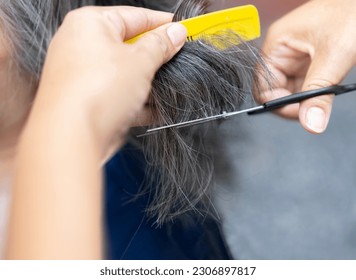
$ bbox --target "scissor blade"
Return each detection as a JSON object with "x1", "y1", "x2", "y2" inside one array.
[{"x1": 136, "y1": 105, "x2": 264, "y2": 138}]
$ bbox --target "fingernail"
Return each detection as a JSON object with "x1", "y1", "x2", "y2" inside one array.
[
  {"x1": 306, "y1": 107, "x2": 327, "y2": 133},
  {"x1": 167, "y1": 23, "x2": 187, "y2": 47}
]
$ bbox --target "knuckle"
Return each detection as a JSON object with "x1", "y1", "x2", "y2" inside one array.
[
  {"x1": 303, "y1": 74, "x2": 338, "y2": 90},
  {"x1": 316, "y1": 96, "x2": 334, "y2": 107},
  {"x1": 302, "y1": 80, "x2": 335, "y2": 109},
  {"x1": 304, "y1": 95, "x2": 334, "y2": 109},
  {"x1": 304, "y1": 78, "x2": 335, "y2": 90}
]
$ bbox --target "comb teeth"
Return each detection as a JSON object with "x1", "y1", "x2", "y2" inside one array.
[{"x1": 187, "y1": 36, "x2": 194, "y2": 41}]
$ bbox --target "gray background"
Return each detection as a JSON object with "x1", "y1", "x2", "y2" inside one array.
[{"x1": 216, "y1": 68, "x2": 356, "y2": 259}]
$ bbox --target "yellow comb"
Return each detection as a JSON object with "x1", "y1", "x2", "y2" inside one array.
[{"x1": 126, "y1": 5, "x2": 260, "y2": 46}]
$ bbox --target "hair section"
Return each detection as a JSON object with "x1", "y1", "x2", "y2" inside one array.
[
  {"x1": 134, "y1": 0, "x2": 267, "y2": 224},
  {"x1": 0, "y1": 0, "x2": 97, "y2": 78}
]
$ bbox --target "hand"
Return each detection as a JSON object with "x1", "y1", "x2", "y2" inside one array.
[
  {"x1": 36, "y1": 6, "x2": 187, "y2": 152},
  {"x1": 260, "y1": 0, "x2": 356, "y2": 133},
  {"x1": 7, "y1": 6, "x2": 187, "y2": 259}
]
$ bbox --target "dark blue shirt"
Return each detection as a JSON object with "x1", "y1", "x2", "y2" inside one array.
[{"x1": 104, "y1": 144, "x2": 231, "y2": 260}]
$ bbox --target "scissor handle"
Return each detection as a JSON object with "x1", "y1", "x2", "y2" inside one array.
[{"x1": 249, "y1": 83, "x2": 356, "y2": 114}]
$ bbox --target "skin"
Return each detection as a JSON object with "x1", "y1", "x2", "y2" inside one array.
[
  {"x1": 260, "y1": 0, "x2": 356, "y2": 134},
  {"x1": 0, "y1": 29, "x2": 35, "y2": 136},
  {"x1": 6, "y1": 6, "x2": 186, "y2": 259},
  {"x1": 5, "y1": 0, "x2": 356, "y2": 259},
  {"x1": 0, "y1": 27, "x2": 35, "y2": 214}
]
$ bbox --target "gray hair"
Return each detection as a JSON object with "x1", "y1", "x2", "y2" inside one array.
[
  {"x1": 0, "y1": 0, "x2": 96, "y2": 78},
  {"x1": 0, "y1": 0, "x2": 267, "y2": 224},
  {"x1": 133, "y1": 0, "x2": 268, "y2": 224},
  {"x1": 0, "y1": 0, "x2": 176, "y2": 79}
]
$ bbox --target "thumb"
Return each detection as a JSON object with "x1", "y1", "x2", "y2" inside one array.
[
  {"x1": 299, "y1": 48, "x2": 353, "y2": 134},
  {"x1": 133, "y1": 22, "x2": 187, "y2": 76}
]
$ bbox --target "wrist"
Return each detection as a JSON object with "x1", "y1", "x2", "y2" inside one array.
[
  {"x1": 12, "y1": 88, "x2": 105, "y2": 259},
  {"x1": 27, "y1": 87, "x2": 126, "y2": 161}
]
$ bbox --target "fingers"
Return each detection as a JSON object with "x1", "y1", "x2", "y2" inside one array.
[
  {"x1": 257, "y1": 50, "x2": 308, "y2": 120},
  {"x1": 298, "y1": 47, "x2": 354, "y2": 134},
  {"x1": 100, "y1": 7, "x2": 174, "y2": 40},
  {"x1": 133, "y1": 22, "x2": 187, "y2": 75},
  {"x1": 259, "y1": 87, "x2": 300, "y2": 119},
  {"x1": 259, "y1": 26, "x2": 313, "y2": 114},
  {"x1": 67, "y1": 6, "x2": 187, "y2": 69},
  {"x1": 65, "y1": 6, "x2": 174, "y2": 42},
  {"x1": 101, "y1": 6, "x2": 187, "y2": 78},
  {"x1": 261, "y1": 21, "x2": 354, "y2": 134},
  {"x1": 299, "y1": 90, "x2": 334, "y2": 134},
  {"x1": 50, "y1": 6, "x2": 186, "y2": 149}
]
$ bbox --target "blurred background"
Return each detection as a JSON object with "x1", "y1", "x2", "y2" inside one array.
[{"x1": 212, "y1": 0, "x2": 356, "y2": 259}]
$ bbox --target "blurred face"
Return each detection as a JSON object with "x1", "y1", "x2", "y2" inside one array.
[{"x1": 0, "y1": 28, "x2": 36, "y2": 136}]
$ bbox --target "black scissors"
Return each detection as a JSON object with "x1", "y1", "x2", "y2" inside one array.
[{"x1": 137, "y1": 83, "x2": 356, "y2": 137}]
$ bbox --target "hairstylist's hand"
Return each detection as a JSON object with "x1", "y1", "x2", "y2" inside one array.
[
  {"x1": 36, "y1": 6, "x2": 187, "y2": 154},
  {"x1": 7, "y1": 6, "x2": 186, "y2": 259},
  {"x1": 260, "y1": 0, "x2": 356, "y2": 133}
]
